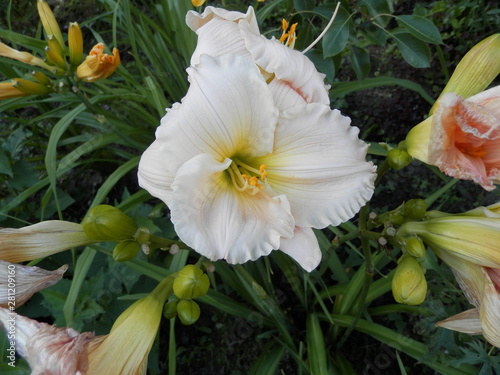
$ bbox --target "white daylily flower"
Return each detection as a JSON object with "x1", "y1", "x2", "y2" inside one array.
[
  {"x1": 186, "y1": 6, "x2": 331, "y2": 109},
  {"x1": 138, "y1": 53, "x2": 375, "y2": 271}
]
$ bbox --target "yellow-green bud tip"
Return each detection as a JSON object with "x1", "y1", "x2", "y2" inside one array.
[
  {"x1": 112, "y1": 240, "x2": 139, "y2": 262},
  {"x1": 173, "y1": 265, "x2": 210, "y2": 300},
  {"x1": 392, "y1": 256, "x2": 427, "y2": 305}
]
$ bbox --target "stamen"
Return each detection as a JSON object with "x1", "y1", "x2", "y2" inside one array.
[
  {"x1": 228, "y1": 160, "x2": 268, "y2": 195},
  {"x1": 302, "y1": 2, "x2": 340, "y2": 54}
]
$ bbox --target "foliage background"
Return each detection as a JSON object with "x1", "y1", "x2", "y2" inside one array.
[{"x1": 0, "y1": 0, "x2": 499, "y2": 373}]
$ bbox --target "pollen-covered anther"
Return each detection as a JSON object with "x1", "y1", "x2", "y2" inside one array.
[
  {"x1": 279, "y1": 20, "x2": 298, "y2": 47},
  {"x1": 228, "y1": 160, "x2": 268, "y2": 195}
]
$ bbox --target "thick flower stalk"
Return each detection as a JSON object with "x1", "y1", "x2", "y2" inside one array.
[
  {"x1": 0, "y1": 261, "x2": 67, "y2": 308},
  {"x1": 139, "y1": 7, "x2": 376, "y2": 272},
  {"x1": 398, "y1": 203, "x2": 500, "y2": 347},
  {"x1": 406, "y1": 34, "x2": 500, "y2": 191},
  {"x1": 0, "y1": 221, "x2": 96, "y2": 263},
  {"x1": 0, "y1": 275, "x2": 174, "y2": 374}
]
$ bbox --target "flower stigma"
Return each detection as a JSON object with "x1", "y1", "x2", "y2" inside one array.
[{"x1": 227, "y1": 159, "x2": 268, "y2": 196}]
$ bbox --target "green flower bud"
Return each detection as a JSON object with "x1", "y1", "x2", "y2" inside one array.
[
  {"x1": 82, "y1": 205, "x2": 137, "y2": 241},
  {"x1": 387, "y1": 148, "x2": 412, "y2": 170},
  {"x1": 173, "y1": 265, "x2": 210, "y2": 299},
  {"x1": 163, "y1": 300, "x2": 178, "y2": 319},
  {"x1": 176, "y1": 299, "x2": 200, "y2": 325},
  {"x1": 404, "y1": 237, "x2": 426, "y2": 258},
  {"x1": 112, "y1": 240, "x2": 139, "y2": 262},
  {"x1": 392, "y1": 256, "x2": 427, "y2": 305},
  {"x1": 403, "y1": 199, "x2": 427, "y2": 220},
  {"x1": 389, "y1": 211, "x2": 405, "y2": 226}
]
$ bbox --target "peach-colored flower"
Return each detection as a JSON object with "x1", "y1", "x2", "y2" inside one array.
[
  {"x1": 0, "y1": 261, "x2": 67, "y2": 308},
  {"x1": 406, "y1": 34, "x2": 500, "y2": 190},
  {"x1": 76, "y1": 43, "x2": 120, "y2": 82},
  {"x1": 429, "y1": 87, "x2": 500, "y2": 191},
  {"x1": 0, "y1": 81, "x2": 29, "y2": 100}
]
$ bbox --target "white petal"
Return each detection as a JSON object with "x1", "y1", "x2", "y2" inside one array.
[
  {"x1": 436, "y1": 308, "x2": 482, "y2": 334},
  {"x1": 138, "y1": 140, "x2": 175, "y2": 205},
  {"x1": 187, "y1": 6, "x2": 260, "y2": 66},
  {"x1": 170, "y1": 153, "x2": 295, "y2": 264},
  {"x1": 240, "y1": 22, "x2": 330, "y2": 105},
  {"x1": 279, "y1": 227, "x2": 321, "y2": 272},
  {"x1": 255, "y1": 103, "x2": 376, "y2": 228}
]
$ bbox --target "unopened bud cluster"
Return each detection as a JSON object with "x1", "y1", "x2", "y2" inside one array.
[{"x1": 163, "y1": 265, "x2": 210, "y2": 325}]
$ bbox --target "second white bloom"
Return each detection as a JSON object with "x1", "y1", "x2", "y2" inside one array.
[{"x1": 138, "y1": 54, "x2": 375, "y2": 271}]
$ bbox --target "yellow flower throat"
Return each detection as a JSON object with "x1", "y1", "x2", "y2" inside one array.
[{"x1": 227, "y1": 159, "x2": 267, "y2": 195}]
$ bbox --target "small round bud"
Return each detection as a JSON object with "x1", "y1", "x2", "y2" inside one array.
[
  {"x1": 177, "y1": 299, "x2": 200, "y2": 325},
  {"x1": 404, "y1": 237, "x2": 426, "y2": 258},
  {"x1": 173, "y1": 265, "x2": 210, "y2": 299},
  {"x1": 392, "y1": 256, "x2": 427, "y2": 305},
  {"x1": 112, "y1": 240, "x2": 139, "y2": 262},
  {"x1": 82, "y1": 205, "x2": 137, "y2": 241},
  {"x1": 163, "y1": 300, "x2": 178, "y2": 319},
  {"x1": 403, "y1": 199, "x2": 427, "y2": 220},
  {"x1": 387, "y1": 148, "x2": 412, "y2": 170}
]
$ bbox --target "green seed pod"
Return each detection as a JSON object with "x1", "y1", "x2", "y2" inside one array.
[
  {"x1": 403, "y1": 199, "x2": 427, "y2": 220},
  {"x1": 404, "y1": 237, "x2": 426, "y2": 258},
  {"x1": 112, "y1": 240, "x2": 139, "y2": 262},
  {"x1": 387, "y1": 148, "x2": 412, "y2": 170},
  {"x1": 176, "y1": 299, "x2": 200, "y2": 325},
  {"x1": 392, "y1": 256, "x2": 427, "y2": 305},
  {"x1": 173, "y1": 265, "x2": 210, "y2": 299},
  {"x1": 163, "y1": 300, "x2": 178, "y2": 319},
  {"x1": 82, "y1": 205, "x2": 137, "y2": 241}
]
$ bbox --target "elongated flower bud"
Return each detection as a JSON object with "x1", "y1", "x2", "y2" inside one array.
[
  {"x1": 46, "y1": 36, "x2": 66, "y2": 69},
  {"x1": 37, "y1": 0, "x2": 64, "y2": 49},
  {"x1": 31, "y1": 70, "x2": 51, "y2": 85},
  {"x1": 392, "y1": 256, "x2": 427, "y2": 305},
  {"x1": 0, "y1": 82, "x2": 29, "y2": 100},
  {"x1": 173, "y1": 265, "x2": 210, "y2": 299},
  {"x1": 68, "y1": 22, "x2": 83, "y2": 67},
  {"x1": 12, "y1": 78, "x2": 51, "y2": 96},
  {"x1": 82, "y1": 205, "x2": 137, "y2": 241}
]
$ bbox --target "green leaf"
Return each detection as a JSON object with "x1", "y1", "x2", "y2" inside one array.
[
  {"x1": 349, "y1": 46, "x2": 371, "y2": 80},
  {"x1": 392, "y1": 33, "x2": 431, "y2": 68},
  {"x1": 396, "y1": 15, "x2": 443, "y2": 44},
  {"x1": 322, "y1": 6, "x2": 351, "y2": 58},
  {"x1": 361, "y1": 0, "x2": 393, "y2": 27},
  {"x1": 307, "y1": 313, "x2": 328, "y2": 375},
  {"x1": 361, "y1": 21, "x2": 387, "y2": 45},
  {"x1": 330, "y1": 76, "x2": 435, "y2": 105}
]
